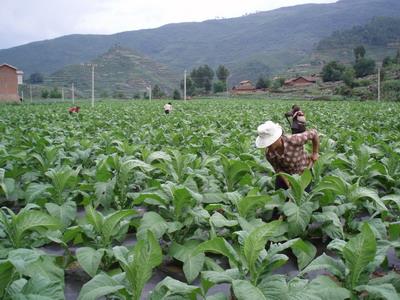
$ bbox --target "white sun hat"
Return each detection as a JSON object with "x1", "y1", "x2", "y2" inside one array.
[{"x1": 255, "y1": 121, "x2": 283, "y2": 148}]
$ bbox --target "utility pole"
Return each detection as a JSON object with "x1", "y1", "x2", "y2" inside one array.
[
  {"x1": 184, "y1": 69, "x2": 187, "y2": 102},
  {"x1": 85, "y1": 63, "x2": 97, "y2": 107},
  {"x1": 378, "y1": 66, "x2": 381, "y2": 102},
  {"x1": 72, "y1": 83, "x2": 75, "y2": 105},
  {"x1": 226, "y1": 77, "x2": 229, "y2": 98},
  {"x1": 147, "y1": 85, "x2": 152, "y2": 101},
  {"x1": 30, "y1": 85, "x2": 32, "y2": 103}
]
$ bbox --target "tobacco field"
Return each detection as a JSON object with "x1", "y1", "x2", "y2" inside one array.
[{"x1": 0, "y1": 99, "x2": 399, "y2": 300}]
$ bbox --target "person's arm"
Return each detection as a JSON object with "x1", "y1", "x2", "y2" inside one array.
[{"x1": 310, "y1": 131, "x2": 320, "y2": 163}]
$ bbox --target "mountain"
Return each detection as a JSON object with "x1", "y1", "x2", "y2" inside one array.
[
  {"x1": 312, "y1": 16, "x2": 400, "y2": 65},
  {"x1": 1, "y1": 0, "x2": 400, "y2": 85},
  {"x1": 317, "y1": 16, "x2": 400, "y2": 50},
  {"x1": 45, "y1": 46, "x2": 180, "y2": 97}
]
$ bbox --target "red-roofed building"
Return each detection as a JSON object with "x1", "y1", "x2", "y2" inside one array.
[
  {"x1": 0, "y1": 64, "x2": 23, "y2": 102},
  {"x1": 284, "y1": 76, "x2": 317, "y2": 87},
  {"x1": 232, "y1": 80, "x2": 257, "y2": 93}
]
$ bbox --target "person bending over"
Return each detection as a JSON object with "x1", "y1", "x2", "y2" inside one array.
[
  {"x1": 285, "y1": 105, "x2": 306, "y2": 134},
  {"x1": 255, "y1": 120, "x2": 319, "y2": 189}
]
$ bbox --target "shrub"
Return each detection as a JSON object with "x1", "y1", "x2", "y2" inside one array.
[
  {"x1": 49, "y1": 87, "x2": 62, "y2": 99},
  {"x1": 353, "y1": 58, "x2": 376, "y2": 78},
  {"x1": 383, "y1": 80, "x2": 400, "y2": 101},
  {"x1": 41, "y1": 89, "x2": 49, "y2": 99},
  {"x1": 173, "y1": 89, "x2": 181, "y2": 100},
  {"x1": 322, "y1": 61, "x2": 346, "y2": 82}
]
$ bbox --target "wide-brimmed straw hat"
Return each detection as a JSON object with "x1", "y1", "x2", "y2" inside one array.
[{"x1": 255, "y1": 121, "x2": 283, "y2": 148}]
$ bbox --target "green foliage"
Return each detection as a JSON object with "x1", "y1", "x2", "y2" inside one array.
[
  {"x1": 29, "y1": 72, "x2": 44, "y2": 84},
  {"x1": 353, "y1": 57, "x2": 376, "y2": 78},
  {"x1": 216, "y1": 65, "x2": 230, "y2": 81},
  {"x1": 0, "y1": 206, "x2": 61, "y2": 248},
  {"x1": 322, "y1": 61, "x2": 346, "y2": 82},
  {"x1": 213, "y1": 81, "x2": 226, "y2": 93},
  {"x1": 152, "y1": 84, "x2": 165, "y2": 99},
  {"x1": 0, "y1": 100, "x2": 400, "y2": 298},
  {"x1": 342, "y1": 67, "x2": 356, "y2": 88},
  {"x1": 190, "y1": 65, "x2": 215, "y2": 93},
  {"x1": 255, "y1": 77, "x2": 271, "y2": 89},
  {"x1": 181, "y1": 76, "x2": 196, "y2": 96},
  {"x1": 133, "y1": 92, "x2": 141, "y2": 99},
  {"x1": 173, "y1": 89, "x2": 181, "y2": 100},
  {"x1": 318, "y1": 17, "x2": 400, "y2": 50},
  {"x1": 383, "y1": 80, "x2": 400, "y2": 101},
  {"x1": 41, "y1": 89, "x2": 49, "y2": 98},
  {"x1": 49, "y1": 87, "x2": 62, "y2": 98},
  {"x1": 78, "y1": 231, "x2": 162, "y2": 300},
  {"x1": 354, "y1": 45, "x2": 366, "y2": 61}
]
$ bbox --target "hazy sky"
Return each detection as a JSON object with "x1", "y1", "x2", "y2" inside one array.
[{"x1": 0, "y1": 0, "x2": 337, "y2": 49}]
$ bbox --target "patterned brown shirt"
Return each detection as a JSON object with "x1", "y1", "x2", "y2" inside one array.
[{"x1": 266, "y1": 129, "x2": 318, "y2": 175}]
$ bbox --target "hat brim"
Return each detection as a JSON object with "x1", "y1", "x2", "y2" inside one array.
[{"x1": 255, "y1": 127, "x2": 282, "y2": 148}]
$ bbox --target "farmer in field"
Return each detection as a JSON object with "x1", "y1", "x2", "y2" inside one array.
[
  {"x1": 285, "y1": 105, "x2": 306, "y2": 134},
  {"x1": 164, "y1": 102, "x2": 172, "y2": 114},
  {"x1": 255, "y1": 121, "x2": 319, "y2": 189},
  {"x1": 68, "y1": 106, "x2": 80, "y2": 114}
]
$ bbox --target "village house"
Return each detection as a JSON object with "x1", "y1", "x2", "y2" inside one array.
[
  {"x1": 0, "y1": 64, "x2": 23, "y2": 102},
  {"x1": 284, "y1": 76, "x2": 317, "y2": 87},
  {"x1": 232, "y1": 80, "x2": 256, "y2": 93}
]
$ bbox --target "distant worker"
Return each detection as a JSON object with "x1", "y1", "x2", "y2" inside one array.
[
  {"x1": 68, "y1": 106, "x2": 80, "y2": 114},
  {"x1": 164, "y1": 102, "x2": 172, "y2": 114},
  {"x1": 255, "y1": 121, "x2": 319, "y2": 190},
  {"x1": 285, "y1": 105, "x2": 306, "y2": 134}
]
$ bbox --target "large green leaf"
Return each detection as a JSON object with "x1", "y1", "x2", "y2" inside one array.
[
  {"x1": 257, "y1": 275, "x2": 288, "y2": 299},
  {"x1": 283, "y1": 202, "x2": 313, "y2": 237},
  {"x1": 355, "y1": 283, "x2": 398, "y2": 300},
  {"x1": 243, "y1": 221, "x2": 286, "y2": 281},
  {"x1": 137, "y1": 211, "x2": 168, "y2": 240},
  {"x1": 169, "y1": 240, "x2": 201, "y2": 262},
  {"x1": 150, "y1": 276, "x2": 201, "y2": 300},
  {"x1": 8, "y1": 249, "x2": 41, "y2": 273},
  {"x1": 76, "y1": 247, "x2": 104, "y2": 277},
  {"x1": 343, "y1": 223, "x2": 377, "y2": 289},
  {"x1": 312, "y1": 211, "x2": 344, "y2": 239},
  {"x1": 16, "y1": 275, "x2": 64, "y2": 300},
  {"x1": 78, "y1": 273, "x2": 125, "y2": 300},
  {"x1": 369, "y1": 272, "x2": 400, "y2": 292},
  {"x1": 349, "y1": 187, "x2": 387, "y2": 212},
  {"x1": 183, "y1": 253, "x2": 205, "y2": 283},
  {"x1": 209, "y1": 212, "x2": 238, "y2": 228},
  {"x1": 300, "y1": 253, "x2": 346, "y2": 279},
  {"x1": 201, "y1": 269, "x2": 241, "y2": 284},
  {"x1": 291, "y1": 239, "x2": 316, "y2": 270},
  {"x1": 94, "y1": 179, "x2": 116, "y2": 208},
  {"x1": 280, "y1": 169, "x2": 312, "y2": 205},
  {"x1": 45, "y1": 201, "x2": 76, "y2": 228},
  {"x1": 0, "y1": 260, "x2": 14, "y2": 297},
  {"x1": 237, "y1": 195, "x2": 271, "y2": 218},
  {"x1": 123, "y1": 231, "x2": 162, "y2": 300},
  {"x1": 25, "y1": 183, "x2": 51, "y2": 203},
  {"x1": 102, "y1": 209, "x2": 135, "y2": 243},
  {"x1": 85, "y1": 205, "x2": 103, "y2": 234},
  {"x1": 232, "y1": 280, "x2": 267, "y2": 300},
  {"x1": 381, "y1": 194, "x2": 400, "y2": 210},
  {"x1": 146, "y1": 151, "x2": 171, "y2": 164},
  {"x1": 195, "y1": 237, "x2": 239, "y2": 268},
  {"x1": 14, "y1": 211, "x2": 60, "y2": 247}
]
